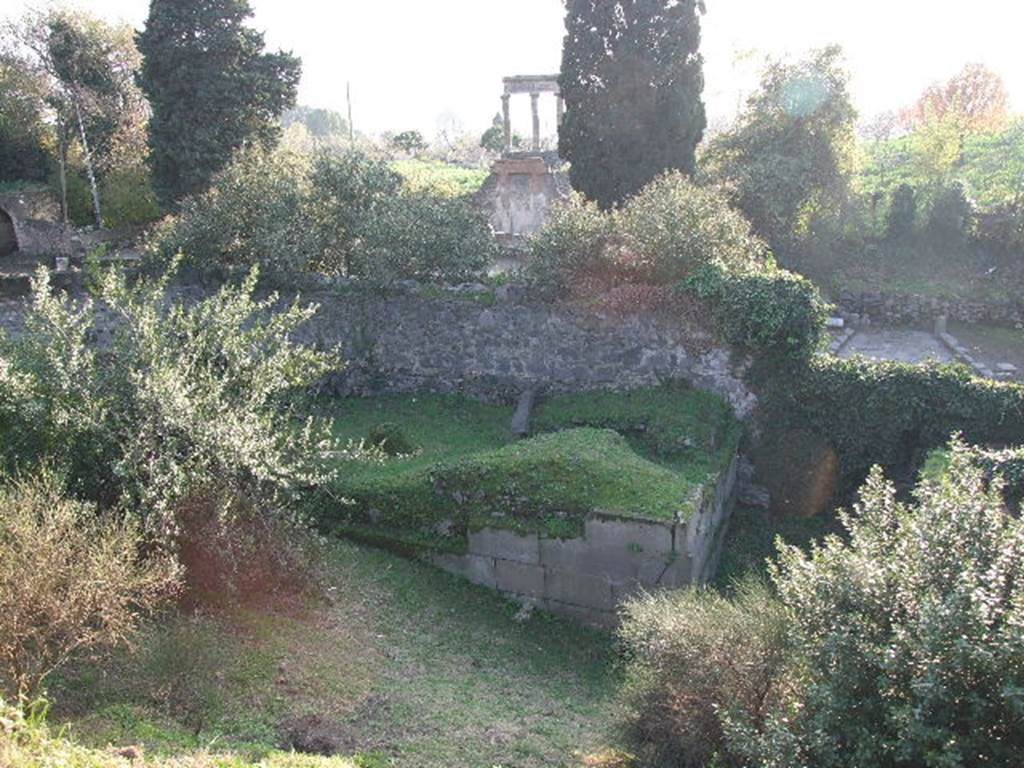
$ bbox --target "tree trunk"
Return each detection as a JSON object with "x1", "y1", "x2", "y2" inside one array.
[
  {"x1": 71, "y1": 94, "x2": 103, "y2": 229},
  {"x1": 56, "y1": 113, "x2": 69, "y2": 226}
]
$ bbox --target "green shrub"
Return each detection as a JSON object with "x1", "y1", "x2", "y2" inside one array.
[
  {"x1": 0, "y1": 470, "x2": 179, "y2": 697},
  {"x1": 525, "y1": 193, "x2": 615, "y2": 297},
  {"x1": 357, "y1": 191, "x2": 494, "y2": 284},
  {"x1": 886, "y1": 183, "x2": 918, "y2": 240},
  {"x1": 0, "y1": 265, "x2": 339, "y2": 538},
  {"x1": 618, "y1": 579, "x2": 794, "y2": 768},
  {"x1": 761, "y1": 356, "x2": 1024, "y2": 492},
  {"x1": 686, "y1": 262, "x2": 830, "y2": 358},
  {"x1": 927, "y1": 180, "x2": 975, "y2": 245},
  {"x1": 366, "y1": 422, "x2": 416, "y2": 457},
  {"x1": 148, "y1": 146, "x2": 319, "y2": 276},
  {"x1": 615, "y1": 173, "x2": 767, "y2": 284},
  {"x1": 152, "y1": 146, "x2": 495, "y2": 284},
  {"x1": 729, "y1": 445, "x2": 1024, "y2": 767},
  {"x1": 526, "y1": 173, "x2": 766, "y2": 296},
  {"x1": 100, "y1": 166, "x2": 163, "y2": 228}
]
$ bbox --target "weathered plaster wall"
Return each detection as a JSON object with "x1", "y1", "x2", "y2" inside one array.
[{"x1": 430, "y1": 455, "x2": 739, "y2": 627}]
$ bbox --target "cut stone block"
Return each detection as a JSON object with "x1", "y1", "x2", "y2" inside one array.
[
  {"x1": 468, "y1": 528, "x2": 540, "y2": 564},
  {"x1": 495, "y1": 559, "x2": 545, "y2": 598},
  {"x1": 431, "y1": 554, "x2": 496, "y2": 590},
  {"x1": 544, "y1": 568, "x2": 614, "y2": 611}
]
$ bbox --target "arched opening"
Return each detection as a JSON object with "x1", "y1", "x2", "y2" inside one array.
[{"x1": 0, "y1": 209, "x2": 17, "y2": 257}]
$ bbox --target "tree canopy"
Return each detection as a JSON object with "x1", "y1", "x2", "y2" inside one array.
[
  {"x1": 136, "y1": 0, "x2": 301, "y2": 206},
  {"x1": 558, "y1": 0, "x2": 707, "y2": 209},
  {"x1": 702, "y1": 46, "x2": 857, "y2": 256}
]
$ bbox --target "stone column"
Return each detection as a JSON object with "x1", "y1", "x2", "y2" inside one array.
[
  {"x1": 556, "y1": 94, "x2": 565, "y2": 127},
  {"x1": 530, "y1": 92, "x2": 541, "y2": 151},
  {"x1": 501, "y1": 94, "x2": 512, "y2": 154}
]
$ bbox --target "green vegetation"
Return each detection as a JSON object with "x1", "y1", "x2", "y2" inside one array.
[
  {"x1": 560, "y1": 0, "x2": 706, "y2": 208},
  {"x1": 151, "y1": 146, "x2": 495, "y2": 283},
  {"x1": 391, "y1": 159, "x2": 488, "y2": 198},
  {"x1": 35, "y1": 539, "x2": 619, "y2": 768},
  {"x1": 137, "y1": 0, "x2": 301, "y2": 206},
  {"x1": 527, "y1": 173, "x2": 767, "y2": 298},
  {"x1": 702, "y1": 46, "x2": 856, "y2": 259},
  {"x1": 621, "y1": 442, "x2": 1024, "y2": 768},
  {"x1": 317, "y1": 387, "x2": 739, "y2": 547},
  {"x1": 760, "y1": 356, "x2": 1024, "y2": 492}
]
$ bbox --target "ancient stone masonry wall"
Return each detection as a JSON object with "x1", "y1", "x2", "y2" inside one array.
[
  {"x1": 301, "y1": 284, "x2": 758, "y2": 418},
  {"x1": 837, "y1": 289, "x2": 1024, "y2": 328},
  {"x1": 430, "y1": 455, "x2": 739, "y2": 627},
  {"x1": 0, "y1": 280, "x2": 757, "y2": 416}
]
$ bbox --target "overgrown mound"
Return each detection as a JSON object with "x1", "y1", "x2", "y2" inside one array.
[{"x1": 315, "y1": 387, "x2": 740, "y2": 549}]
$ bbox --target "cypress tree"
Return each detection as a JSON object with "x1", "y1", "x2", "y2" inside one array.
[
  {"x1": 137, "y1": 0, "x2": 301, "y2": 206},
  {"x1": 559, "y1": 0, "x2": 707, "y2": 209}
]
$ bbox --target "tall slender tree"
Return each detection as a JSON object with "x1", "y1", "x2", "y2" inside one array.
[
  {"x1": 137, "y1": 0, "x2": 301, "y2": 206},
  {"x1": 558, "y1": 0, "x2": 707, "y2": 209}
]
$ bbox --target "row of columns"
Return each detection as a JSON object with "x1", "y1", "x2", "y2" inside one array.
[{"x1": 501, "y1": 92, "x2": 565, "y2": 153}]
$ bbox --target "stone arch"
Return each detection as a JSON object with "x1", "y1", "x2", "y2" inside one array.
[{"x1": 0, "y1": 208, "x2": 17, "y2": 257}]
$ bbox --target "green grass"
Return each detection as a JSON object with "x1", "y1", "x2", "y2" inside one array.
[
  {"x1": 45, "y1": 540, "x2": 622, "y2": 768},
  {"x1": 391, "y1": 160, "x2": 489, "y2": 198},
  {"x1": 317, "y1": 387, "x2": 740, "y2": 546}
]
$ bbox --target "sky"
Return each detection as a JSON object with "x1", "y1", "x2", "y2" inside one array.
[{"x1": 4, "y1": 0, "x2": 1023, "y2": 140}]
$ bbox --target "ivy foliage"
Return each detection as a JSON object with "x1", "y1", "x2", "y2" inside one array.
[
  {"x1": 761, "y1": 356, "x2": 1024, "y2": 492},
  {"x1": 685, "y1": 262, "x2": 830, "y2": 359}
]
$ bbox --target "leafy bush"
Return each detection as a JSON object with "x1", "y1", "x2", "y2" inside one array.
[
  {"x1": 100, "y1": 166, "x2": 163, "y2": 228},
  {"x1": 527, "y1": 173, "x2": 765, "y2": 297},
  {"x1": 618, "y1": 579, "x2": 794, "y2": 768},
  {"x1": 886, "y1": 183, "x2": 918, "y2": 240},
  {"x1": 927, "y1": 180, "x2": 975, "y2": 244},
  {"x1": 0, "y1": 470, "x2": 179, "y2": 697},
  {"x1": 356, "y1": 191, "x2": 494, "y2": 284},
  {"x1": 686, "y1": 262, "x2": 829, "y2": 358},
  {"x1": 174, "y1": 486, "x2": 324, "y2": 605},
  {"x1": 148, "y1": 147, "x2": 319, "y2": 277},
  {"x1": 729, "y1": 445, "x2": 1024, "y2": 767},
  {"x1": 366, "y1": 422, "x2": 416, "y2": 457},
  {"x1": 525, "y1": 193, "x2": 615, "y2": 297},
  {"x1": 615, "y1": 173, "x2": 768, "y2": 283},
  {"x1": 151, "y1": 146, "x2": 495, "y2": 284},
  {"x1": 0, "y1": 265, "x2": 339, "y2": 539},
  {"x1": 761, "y1": 356, "x2": 1024, "y2": 492}
]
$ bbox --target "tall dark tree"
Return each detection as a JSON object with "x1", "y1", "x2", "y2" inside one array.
[
  {"x1": 137, "y1": 0, "x2": 301, "y2": 206},
  {"x1": 558, "y1": 0, "x2": 707, "y2": 209}
]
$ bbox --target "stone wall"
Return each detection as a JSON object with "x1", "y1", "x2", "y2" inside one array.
[
  {"x1": 0, "y1": 187, "x2": 68, "y2": 259},
  {"x1": 301, "y1": 284, "x2": 757, "y2": 418},
  {"x1": 837, "y1": 289, "x2": 1024, "y2": 328},
  {"x1": 430, "y1": 455, "x2": 739, "y2": 627},
  {"x1": 0, "y1": 280, "x2": 757, "y2": 417}
]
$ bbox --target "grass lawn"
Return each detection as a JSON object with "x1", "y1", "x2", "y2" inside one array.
[
  {"x1": 817, "y1": 242, "x2": 1024, "y2": 303},
  {"x1": 391, "y1": 160, "x2": 489, "y2": 198},
  {"x1": 47, "y1": 539, "x2": 623, "y2": 768}
]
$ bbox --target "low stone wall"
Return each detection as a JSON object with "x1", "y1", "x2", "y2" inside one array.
[
  {"x1": 0, "y1": 187, "x2": 68, "y2": 258},
  {"x1": 304, "y1": 285, "x2": 757, "y2": 418},
  {"x1": 429, "y1": 455, "x2": 739, "y2": 627},
  {"x1": 838, "y1": 289, "x2": 1024, "y2": 328}
]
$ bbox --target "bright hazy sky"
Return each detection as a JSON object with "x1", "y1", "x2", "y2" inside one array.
[{"x1": 5, "y1": 0, "x2": 1023, "y2": 139}]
